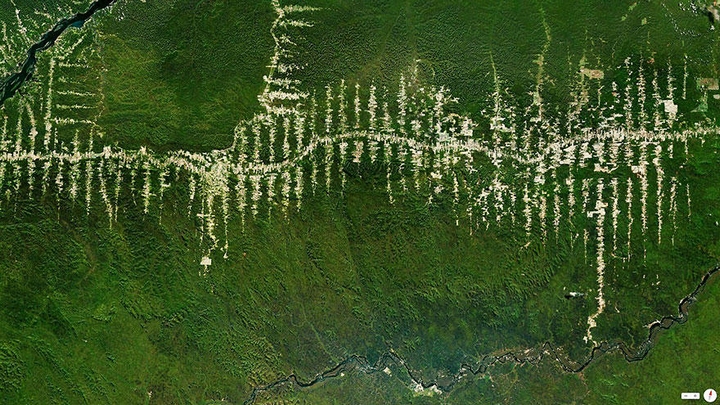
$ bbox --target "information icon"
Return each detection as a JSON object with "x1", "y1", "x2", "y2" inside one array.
[{"x1": 705, "y1": 389, "x2": 717, "y2": 403}]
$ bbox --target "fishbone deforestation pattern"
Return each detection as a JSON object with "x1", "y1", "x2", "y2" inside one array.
[{"x1": 0, "y1": 1, "x2": 715, "y2": 347}]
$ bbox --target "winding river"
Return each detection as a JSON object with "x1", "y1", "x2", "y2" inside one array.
[
  {"x1": 0, "y1": 0, "x2": 116, "y2": 105},
  {"x1": 243, "y1": 265, "x2": 720, "y2": 404}
]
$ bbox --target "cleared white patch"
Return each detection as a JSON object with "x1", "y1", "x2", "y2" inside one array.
[
  {"x1": 411, "y1": 380, "x2": 442, "y2": 397},
  {"x1": 584, "y1": 181, "x2": 607, "y2": 345},
  {"x1": 580, "y1": 68, "x2": 604, "y2": 80},
  {"x1": 662, "y1": 99, "x2": 678, "y2": 116}
]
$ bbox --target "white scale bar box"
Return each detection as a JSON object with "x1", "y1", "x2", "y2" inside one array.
[{"x1": 681, "y1": 392, "x2": 699, "y2": 400}]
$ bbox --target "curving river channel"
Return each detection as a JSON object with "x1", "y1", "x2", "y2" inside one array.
[
  {"x1": 0, "y1": 0, "x2": 116, "y2": 105},
  {"x1": 243, "y1": 265, "x2": 720, "y2": 404}
]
